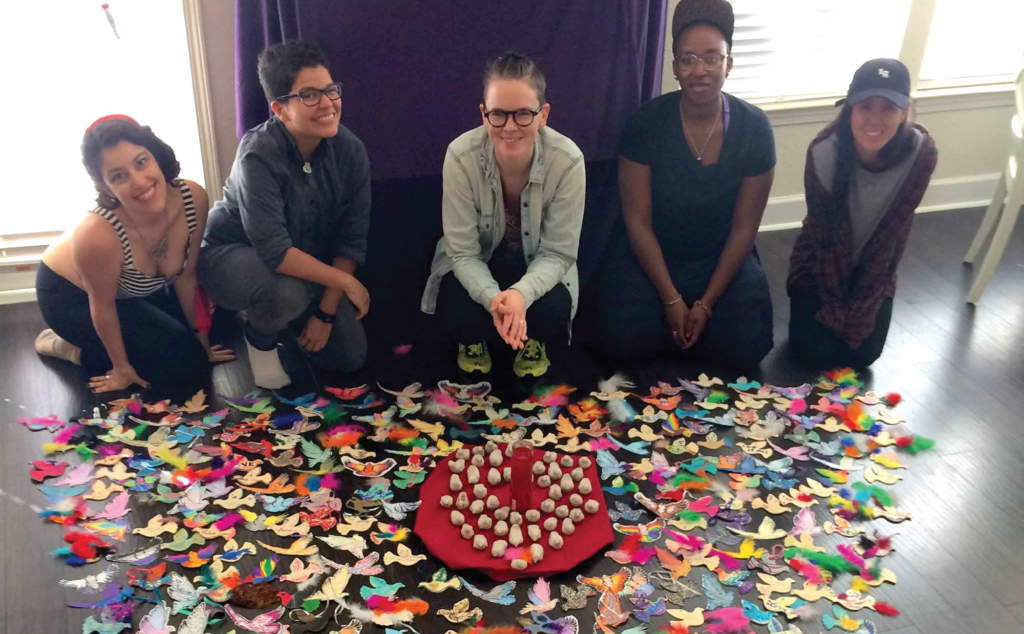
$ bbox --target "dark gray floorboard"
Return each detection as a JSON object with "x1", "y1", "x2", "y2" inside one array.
[{"x1": 3, "y1": 207, "x2": 1023, "y2": 633}]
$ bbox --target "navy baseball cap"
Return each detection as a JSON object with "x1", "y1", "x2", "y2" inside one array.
[{"x1": 836, "y1": 58, "x2": 911, "y2": 109}]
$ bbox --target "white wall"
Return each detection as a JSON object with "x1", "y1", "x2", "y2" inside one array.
[
  {"x1": 199, "y1": 2, "x2": 1013, "y2": 228},
  {"x1": 198, "y1": 0, "x2": 240, "y2": 189}
]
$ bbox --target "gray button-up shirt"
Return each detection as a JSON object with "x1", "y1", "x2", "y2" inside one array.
[
  {"x1": 421, "y1": 126, "x2": 586, "y2": 325},
  {"x1": 203, "y1": 116, "x2": 371, "y2": 271}
]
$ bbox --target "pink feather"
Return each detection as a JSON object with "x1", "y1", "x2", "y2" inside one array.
[
  {"x1": 649, "y1": 472, "x2": 667, "y2": 486},
  {"x1": 203, "y1": 458, "x2": 240, "y2": 481},
  {"x1": 837, "y1": 544, "x2": 866, "y2": 571},
  {"x1": 665, "y1": 531, "x2": 705, "y2": 552},
  {"x1": 321, "y1": 473, "x2": 341, "y2": 490},
  {"x1": 503, "y1": 546, "x2": 525, "y2": 561},
  {"x1": 214, "y1": 513, "x2": 246, "y2": 530},
  {"x1": 792, "y1": 558, "x2": 824, "y2": 585},
  {"x1": 708, "y1": 549, "x2": 741, "y2": 571},
  {"x1": 789, "y1": 398, "x2": 807, "y2": 415},
  {"x1": 53, "y1": 424, "x2": 83, "y2": 445},
  {"x1": 324, "y1": 424, "x2": 366, "y2": 436},
  {"x1": 687, "y1": 495, "x2": 719, "y2": 516},
  {"x1": 703, "y1": 607, "x2": 750, "y2": 633},
  {"x1": 632, "y1": 547, "x2": 657, "y2": 564},
  {"x1": 588, "y1": 438, "x2": 616, "y2": 451},
  {"x1": 95, "y1": 445, "x2": 124, "y2": 458}
]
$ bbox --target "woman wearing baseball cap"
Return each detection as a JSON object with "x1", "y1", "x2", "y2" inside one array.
[
  {"x1": 592, "y1": 0, "x2": 776, "y2": 369},
  {"x1": 787, "y1": 59, "x2": 938, "y2": 368}
]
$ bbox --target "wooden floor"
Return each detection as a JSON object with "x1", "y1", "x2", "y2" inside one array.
[{"x1": 2, "y1": 207, "x2": 1023, "y2": 633}]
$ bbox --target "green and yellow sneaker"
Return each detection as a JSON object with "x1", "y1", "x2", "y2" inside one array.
[
  {"x1": 458, "y1": 342, "x2": 492, "y2": 374},
  {"x1": 514, "y1": 339, "x2": 549, "y2": 378}
]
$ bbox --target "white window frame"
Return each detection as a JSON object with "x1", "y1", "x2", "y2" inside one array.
[
  {"x1": 660, "y1": 0, "x2": 1019, "y2": 124},
  {"x1": 0, "y1": 0, "x2": 221, "y2": 303}
]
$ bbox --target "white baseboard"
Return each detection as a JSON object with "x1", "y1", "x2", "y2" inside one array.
[
  {"x1": 0, "y1": 288, "x2": 37, "y2": 305},
  {"x1": 759, "y1": 172, "x2": 1000, "y2": 231},
  {"x1": 0, "y1": 173, "x2": 1003, "y2": 305}
]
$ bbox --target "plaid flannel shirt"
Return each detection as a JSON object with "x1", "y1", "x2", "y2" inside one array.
[{"x1": 787, "y1": 122, "x2": 938, "y2": 348}]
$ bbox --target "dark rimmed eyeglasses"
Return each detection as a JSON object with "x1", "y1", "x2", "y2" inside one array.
[
  {"x1": 276, "y1": 82, "x2": 343, "y2": 107},
  {"x1": 483, "y1": 107, "x2": 543, "y2": 128}
]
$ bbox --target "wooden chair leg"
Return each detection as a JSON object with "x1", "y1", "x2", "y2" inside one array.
[
  {"x1": 968, "y1": 174, "x2": 1023, "y2": 304},
  {"x1": 965, "y1": 168, "x2": 1007, "y2": 263}
]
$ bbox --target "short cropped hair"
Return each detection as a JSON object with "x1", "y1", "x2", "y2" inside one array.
[
  {"x1": 483, "y1": 51, "x2": 547, "y2": 105},
  {"x1": 258, "y1": 39, "x2": 330, "y2": 102}
]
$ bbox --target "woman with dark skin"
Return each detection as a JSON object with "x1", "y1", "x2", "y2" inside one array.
[{"x1": 595, "y1": 0, "x2": 776, "y2": 369}]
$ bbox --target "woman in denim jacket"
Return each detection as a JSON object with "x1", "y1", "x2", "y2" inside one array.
[{"x1": 421, "y1": 52, "x2": 586, "y2": 378}]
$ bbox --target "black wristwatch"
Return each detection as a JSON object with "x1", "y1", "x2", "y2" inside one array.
[{"x1": 312, "y1": 306, "x2": 336, "y2": 324}]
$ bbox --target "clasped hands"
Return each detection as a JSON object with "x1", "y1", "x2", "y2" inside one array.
[
  {"x1": 489, "y1": 288, "x2": 528, "y2": 350},
  {"x1": 663, "y1": 296, "x2": 709, "y2": 349}
]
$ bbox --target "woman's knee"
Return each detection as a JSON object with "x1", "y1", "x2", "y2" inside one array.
[
  {"x1": 311, "y1": 311, "x2": 367, "y2": 373},
  {"x1": 250, "y1": 275, "x2": 309, "y2": 329}
]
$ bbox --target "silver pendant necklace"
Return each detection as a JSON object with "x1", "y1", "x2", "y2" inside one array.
[
  {"x1": 123, "y1": 207, "x2": 171, "y2": 261},
  {"x1": 679, "y1": 97, "x2": 720, "y2": 163}
]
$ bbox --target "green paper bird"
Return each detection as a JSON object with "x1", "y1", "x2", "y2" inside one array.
[{"x1": 360, "y1": 576, "x2": 405, "y2": 600}]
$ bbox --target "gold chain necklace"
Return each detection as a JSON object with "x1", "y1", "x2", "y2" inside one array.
[{"x1": 679, "y1": 97, "x2": 720, "y2": 163}]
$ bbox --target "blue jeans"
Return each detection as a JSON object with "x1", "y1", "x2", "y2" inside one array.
[{"x1": 198, "y1": 244, "x2": 367, "y2": 373}]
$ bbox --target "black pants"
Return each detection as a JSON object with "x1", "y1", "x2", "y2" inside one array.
[
  {"x1": 592, "y1": 244, "x2": 774, "y2": 370},
  {"x1": 35, "y1": 262, "x2": 208, "y2": 382},
  {"x1": 436, "y1": 258, "x2": 571, "y2": 347},
  {"x1": 788, "y1": 290, "x2": 892, "y2": 369}
]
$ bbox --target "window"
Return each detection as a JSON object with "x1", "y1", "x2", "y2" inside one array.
[
  {"x1": 720, "y1": 0, "x2": 912, "y2": 102},
  {"x1": 2, "y1": 2, "x2": 203, "y2": 236},
  {"x1": 919, "y1": 0, "x2": 1024, "y2": 87}
]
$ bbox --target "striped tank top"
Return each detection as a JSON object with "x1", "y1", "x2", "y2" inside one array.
[{"x1": 89, "y1": 180, "x2": 197, "y2": 298}]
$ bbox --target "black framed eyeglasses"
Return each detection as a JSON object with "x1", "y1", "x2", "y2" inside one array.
[
  {"x1": 676, "y1": 53, "x2": 727, "y2": 70},
  {"x1": 483, "y1": 107, "x2": 542, "y2": 128},
  {"x1": 276, "y1": 82, "x2": 343, "y2": 107}
]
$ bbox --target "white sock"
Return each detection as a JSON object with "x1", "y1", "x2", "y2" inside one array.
[
  {"x1": 35, "y1": 329, "x2": 82, "y2": 365},
  {"x1": 246, "y1": 340, "x2": 291, "y2": 389}
]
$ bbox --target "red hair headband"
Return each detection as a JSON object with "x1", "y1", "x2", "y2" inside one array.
[{"x1": 85, "y1": 114, "x2": 139, "y2": 134}]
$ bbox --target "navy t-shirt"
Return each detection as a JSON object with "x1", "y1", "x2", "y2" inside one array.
[{"x1": 619, "y1": 91, "x2": 776, "y2": 263}]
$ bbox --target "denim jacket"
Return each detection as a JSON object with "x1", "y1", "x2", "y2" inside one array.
[{"x1": 420, "y1": 126, "x2": 586, "y2": 329}]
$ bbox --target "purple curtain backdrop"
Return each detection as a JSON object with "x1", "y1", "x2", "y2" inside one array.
[
  {"x1": 232, "y1": 0, "x2": 667, "y2": 352},
  {"x1": 235, "y1": 0, "x2": 666, "y2": 179}
]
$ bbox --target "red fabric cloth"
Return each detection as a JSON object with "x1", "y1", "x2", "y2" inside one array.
[
  {"x1": 195, "y1": 285, "x2": 214, "y2": 335},
  {"x1": 414, "y1": 445, "x2": 613, "y2": 581}
]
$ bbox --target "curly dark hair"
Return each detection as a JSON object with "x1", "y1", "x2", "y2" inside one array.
[
  {"x1": 81, "y1": 119, "x2": 181, "y2": 210},
  {"x1": 483, "y1": 51, "x2": 547, "y2": 105},
  {"x1": 258, "y1": 39, "x2": 330, "y2": 103}
]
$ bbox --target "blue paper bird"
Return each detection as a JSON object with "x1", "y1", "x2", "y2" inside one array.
[
  {"x1": 459, "y1": 577, "x2": 517, "y2": 605},
  {"x1": 742, "y1": 600, "x2": 773, "y2": 625},
  {"x1": 595, "y1": 450, "x2": 627, "y2": 480},
  {"x1": 273, "y1": 391, "x2": 318, "y2": 407},
  {"x1": 608, "y1": 435, "x2": 651, "y2": 456}
]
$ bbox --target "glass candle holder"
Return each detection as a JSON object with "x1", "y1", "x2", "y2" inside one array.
[{"x1": 509, "y1": 439, "x2": 534, "y2": 511}]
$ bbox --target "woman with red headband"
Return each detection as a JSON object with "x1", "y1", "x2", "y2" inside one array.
[{"x1": 34, "y1": 115, "x2": 234, "y2": 392}]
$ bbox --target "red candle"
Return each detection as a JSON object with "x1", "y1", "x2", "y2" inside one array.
[{"x1": 509, "y1": 440, "x2": 534, "y2": 511}]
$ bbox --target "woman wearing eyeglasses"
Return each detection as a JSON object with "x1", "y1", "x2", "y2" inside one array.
[
  {"x1": 787, "y1": 59, "x2": 937, "y2": 368},
  {"x1": 593, "y1": 0, "x2": 776, "y2": 369},
  {"x1": 200, "y1": 40, "x2": 371, "y2": 388},
  {"x1": 421, "y1": 52, "x2": 586, "y2": 378}
]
